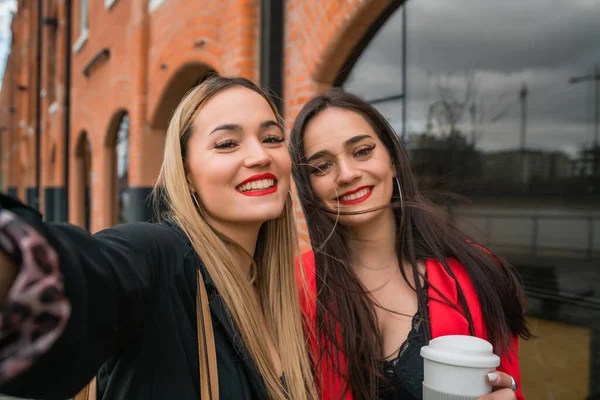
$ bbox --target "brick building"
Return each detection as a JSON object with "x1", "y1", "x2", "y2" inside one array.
[
  {"x1": 0, "y1": 0, "x2": 397, "y2": 247},
  {"x1": 2, "y1": 0, "x2": 600, "y2": 399}
]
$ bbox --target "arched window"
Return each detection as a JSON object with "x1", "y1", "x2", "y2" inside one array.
[
  {"x1": 115, "y1": 113, "x2": 129, "y2": 224},
  {"x1": 74, "y1": 132, "x2": 92, "y2": 230}
]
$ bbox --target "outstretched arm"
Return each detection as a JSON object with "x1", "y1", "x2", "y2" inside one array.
[{"x1": 0, "y1": 194, "x2": 180, "y2": 399}]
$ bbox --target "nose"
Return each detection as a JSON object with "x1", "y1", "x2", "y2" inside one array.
[
  {"x1": 336, "y1": 158, "x2": 361, "y2": 187},
  {"x1": 243, "y1": 139, "x2": 272, "y2": 168}
]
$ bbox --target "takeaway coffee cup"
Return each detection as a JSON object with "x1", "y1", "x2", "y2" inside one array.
[{"x1": 420, "y1": 335, "x2": 500, "y2": 400}]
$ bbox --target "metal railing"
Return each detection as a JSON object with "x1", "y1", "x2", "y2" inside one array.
[{"x1": 449, "y1": 210, "x2": 599, "y2": 260}]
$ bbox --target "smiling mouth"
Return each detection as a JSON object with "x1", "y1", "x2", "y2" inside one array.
[
  {"x1": 236, "y1": 176, "x2": 278, "y2": 197},
  {"x1": 337, "y1": 186, "x2": 374, "y2": 205}
]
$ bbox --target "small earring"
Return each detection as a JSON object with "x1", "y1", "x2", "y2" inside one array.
[
  {"x1": 394, "y1": 177, "x2": 403, "y2": 204},
  {"x1": 192, "y1": 193, "x2": 202, "y2": 211}
]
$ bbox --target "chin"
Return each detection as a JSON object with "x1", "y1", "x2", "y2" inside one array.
[
  {"x1": 331, "y1": 206, "x2": 387, "y2": 227},
  {"x1": 246, "y1": 204, "x2": 286, "y2": 224}
]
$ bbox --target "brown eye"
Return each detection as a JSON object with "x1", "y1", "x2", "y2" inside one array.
[
  {"x1": 263, "y1": 135, "x2": 285, "y2": 144},
  {"x1": 308, "y1": 163, "x2": 332, "y2": 175},
  {"x1": 354, "y1": 144, "x2": 375, "y2": 158},
  {"x1": 214, "y1": 140, "x2": 238, "y2": 149}
]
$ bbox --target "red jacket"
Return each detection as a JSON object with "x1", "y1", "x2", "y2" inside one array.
[{"x1": 297, "y1": 250, "x2": 524, "y2": 400}]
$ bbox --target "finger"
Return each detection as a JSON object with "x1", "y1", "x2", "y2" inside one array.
[
  {"x1": 477, "y1": 388, "x2": 517, "y2": 400},
  {"x1": 486, "y1": 371, "x2": 514, "y2": 389}
]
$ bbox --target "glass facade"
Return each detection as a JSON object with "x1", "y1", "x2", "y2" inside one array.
[{"x1": 342, "y1": 1, "x2": 600, "y2": 398}]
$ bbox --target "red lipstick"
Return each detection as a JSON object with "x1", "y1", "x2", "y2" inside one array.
[
  {"x1": 337, "y1": 185, "x2": 373, "y2": 205},
  {"x1": 236, "y1": 173, "x2": 278, "y2": 197}
]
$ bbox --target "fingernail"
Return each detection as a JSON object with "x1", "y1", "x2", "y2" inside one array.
[{"x1": 487, "y1": 372, "x2": 498, "y2": 382}]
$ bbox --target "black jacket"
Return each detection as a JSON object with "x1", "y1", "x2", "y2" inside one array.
[{"x1": 0, "y1": 194, "x2": 271, "y2": 399}]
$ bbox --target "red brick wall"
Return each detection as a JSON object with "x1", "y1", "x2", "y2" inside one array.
[
  {"x1": 0, "y1": 0, "x2": 394, "y2": 243},
  {"x1": 40, "y1": 0, "x2": 65, "y2": 216}
]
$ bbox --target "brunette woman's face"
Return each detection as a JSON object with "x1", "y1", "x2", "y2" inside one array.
[
  {"x1": 185, "y1": 86, "x2": 291, "y2": 232},
  {"x1": 302, "y1": 107, "x2": 395, "y2": 226}
]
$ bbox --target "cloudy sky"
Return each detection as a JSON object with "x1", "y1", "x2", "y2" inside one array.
[
  {"x1": 344, "y1": 0, "x2": 600, "y2": 158},
  {"x1": 0, "y1": 0, "x2": 16, "y2": 88}
]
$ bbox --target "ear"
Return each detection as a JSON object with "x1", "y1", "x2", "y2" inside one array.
[{"x1": 185, "y1": 172, "x2": 195, "y2": 194}]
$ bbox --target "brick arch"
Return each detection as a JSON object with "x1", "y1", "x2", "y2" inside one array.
[
  {"x1": 104, "y1": 108, "x2": 129, "y2": 147},
  {"x1": 148, "y1": 15, "x2": 223, "y2": 130},
  {"x1": 72, "y1": 131, "x2": 92, "y2": 229},
  {"x1": 103, "y1": 109, "x2": 130, "y2": 226},
  {"x1": 285, "y1": 0, "x2": 401, "y2": 123},
  {"x1": 74, "y1": 130, "x2": 92, "y2": 158},
  {"x1": 309, "y1": 0, "x2": 400, "y2": 84},
  {"x1": 149, "y1": 61, "x2": 217, "y2": 130},
  {"x1": 48, "y1": 141, "x2": 57, "y2": 185}
]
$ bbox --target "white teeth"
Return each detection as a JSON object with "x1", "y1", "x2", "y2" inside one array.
[
  {"x1": 237, "y1": 179, "x2": 276, "y2": 192},
  {"x1": 340, "y1": 188, "x2": 370, "y2": 202}
]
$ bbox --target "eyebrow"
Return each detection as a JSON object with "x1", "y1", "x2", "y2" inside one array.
[
  {"x1": 305, "y1": 134, "x2": 373, "y2": 163},
  {"x1": 209, "y1": 120, "x2": 283, "y2": 135}
]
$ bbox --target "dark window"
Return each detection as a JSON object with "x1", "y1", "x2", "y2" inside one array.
[{"x1": 116, "y1": 114, "x2": 129, "y2": 224}]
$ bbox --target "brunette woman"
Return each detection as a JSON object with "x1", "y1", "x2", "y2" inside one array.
[{"x1": 290, "y1": 88, "x2": 532, "y2": 400}]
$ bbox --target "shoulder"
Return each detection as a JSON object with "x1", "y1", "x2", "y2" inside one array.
[
  {"x1": 296, "y1": 249, "x2": 315, "y2": 269},
  {"x1": 91, "y1": 221, "x2": 194, "y2": 271},
  {"x1": 427, "y1": 257, "x2": 485, "y2": 338},
  {"x1": 93, "y1": 220, "x2": 188, "y2": 247},
  {"x1": 296, "y1": 250, "x2": 316, "y2": 284},
  {"x1": 426, "y1": 257, "x2": 471, "y2": 288}
]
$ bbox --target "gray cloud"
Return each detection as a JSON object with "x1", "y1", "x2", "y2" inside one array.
[{"x1": 343, "y1": 0, "x2": 600, "y2": 156}]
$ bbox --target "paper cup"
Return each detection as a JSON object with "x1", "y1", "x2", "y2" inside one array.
[{"x1": 420, "y1": 335, "x2": 500, "y2": 400}]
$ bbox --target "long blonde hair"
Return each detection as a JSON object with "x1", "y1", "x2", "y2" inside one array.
[{"x1": 152, "y1": 75, "x2": 317, "y2": 399}]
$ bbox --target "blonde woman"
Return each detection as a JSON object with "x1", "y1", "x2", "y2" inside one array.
[{"x1": 0, "y1": 76, "x2": 317, "y2": 399}]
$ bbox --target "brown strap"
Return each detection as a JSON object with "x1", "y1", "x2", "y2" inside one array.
[
  {"x1": 76, "y1": 270, "x2": 219, "y2": 400},
  {"x1": 75, "y1": 375, "x2": 95, "y2": 400},
  {"x1": 196, "y1": 268, "x2": 219, "y2": 399}
]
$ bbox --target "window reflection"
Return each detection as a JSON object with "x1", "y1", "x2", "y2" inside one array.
[
  {"x1": 342, "y1": 0, "x2": 600, "y2": 398},
  {"x1": 116, "y1": 114, "x2": 129, "y2": 224}
]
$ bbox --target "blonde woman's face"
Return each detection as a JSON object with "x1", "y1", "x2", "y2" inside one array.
[{"x1": 185, "y1": 86, "x2": 291, "y2": 232}]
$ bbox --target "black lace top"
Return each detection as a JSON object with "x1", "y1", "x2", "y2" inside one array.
[{"x1": 378, "y1": 310, "x2": 427, "y2": 399}]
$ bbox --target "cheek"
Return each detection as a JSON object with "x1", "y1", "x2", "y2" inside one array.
[
  {"x1": 309, "y1": 176, "x2": 332, "y2": 203},
  {"x1": 189, "y1": 157, "x2": 232, "y2": 193},
  {"x1": 271, "y1": 149, "x2": 291, "y2": 187},
  {"x1": 276, "y1": 151, "x2": 292, "y2": 176}
]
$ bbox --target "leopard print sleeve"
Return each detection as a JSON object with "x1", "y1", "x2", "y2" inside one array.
[{"x1": 0, "y1": 208, "x2": 71, "y2": 384}]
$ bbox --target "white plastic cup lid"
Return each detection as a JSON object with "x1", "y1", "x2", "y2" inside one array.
[{"x1": 420, "y1": 335, "x2": 500, "y2": 368}]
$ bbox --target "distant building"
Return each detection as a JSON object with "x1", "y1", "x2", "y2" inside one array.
[{"x1": 482, "y1": 149, "x2": 572, "y2": 185}]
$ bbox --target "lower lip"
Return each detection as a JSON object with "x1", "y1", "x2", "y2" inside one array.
[
  {"x1": 237, "y1": 183, "x2": 278, "y2": 197},
  {"x1": 338, "y1": 186, "x2": 374, "y2": 205}
]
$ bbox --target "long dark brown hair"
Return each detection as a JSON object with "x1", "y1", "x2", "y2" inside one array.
[{"x1": 289, "y1": 88, "x2": 533, "y2": 400}]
